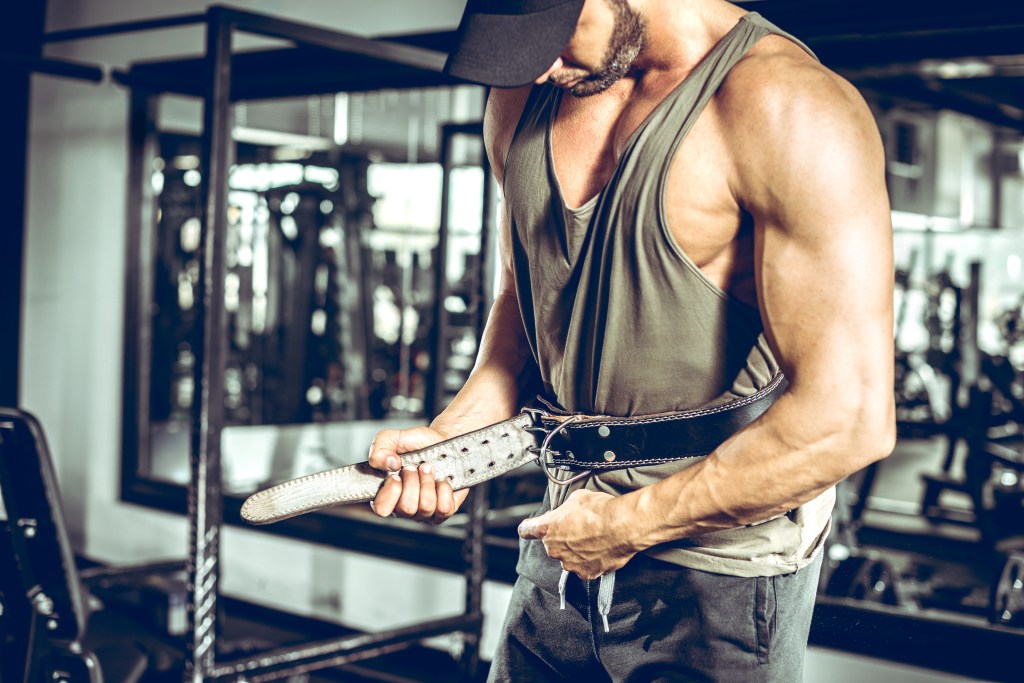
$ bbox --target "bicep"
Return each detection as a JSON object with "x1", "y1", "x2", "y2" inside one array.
[{"x1": 749, "y1": 88, "x2": 894, "y2": 404}]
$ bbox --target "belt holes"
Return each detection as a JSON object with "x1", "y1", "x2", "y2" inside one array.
[
  {"x1": 468, "y1": 468, "x2": 475, "y2": 475},
  {"x1": 481, "y1": 439, "x2": 490, "y2": 445},
  {"x1": 447, "y1": 474, "x2": 454, "y2": 481},
  {"x1": 440, "y1": 453, "x2": 447, "y2": 459},
  {"x1": 461, "y1": 448, "x2": 469, "y2": 453},
  {"x1": 501, "y1": 433, "x2": 509, "y2": 438},
  {"x1": 488, "y1": 461, "x2": 495, "y2": 468},
  {"x1": 419, "y1": 460, "x2": 426, "y2": 465},
  {"x1": 507, "y1": 452, "x2": 514, "y2": 459}
]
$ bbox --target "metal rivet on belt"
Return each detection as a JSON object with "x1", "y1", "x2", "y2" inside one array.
[
  {"x1": 598, "y1": 426, "x2": 611, "y2": 438},
  {"x1": 566, "y1": 450, "x2": 575, "y2": 460},
  {"x1": 603, "y1": 450, "x2": 616, "y2": 462}
]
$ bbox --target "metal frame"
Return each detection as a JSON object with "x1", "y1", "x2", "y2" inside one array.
[
  {"x1": 0, "y1": 52, "x2": 104, "y2": 83},
  {"x1": 425, "y1": 122, "x2": 498, "y2": 418},
  {"x1": 41, "y1": 6, "x2": 487, "y2": 681}
]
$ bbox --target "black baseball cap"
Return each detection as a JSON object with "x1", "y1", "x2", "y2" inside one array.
[{"x1": 444, "y1": 0, "x2": 586, "y2": 87}]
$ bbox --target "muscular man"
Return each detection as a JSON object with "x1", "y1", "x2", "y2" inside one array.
[{"x1": 368, "y1": 1, "x2": 895, "y2": 680}]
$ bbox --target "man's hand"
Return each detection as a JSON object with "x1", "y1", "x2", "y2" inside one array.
[
  {"x1": 367, "y1": 427, "x2": 469, "y2": 524},
  {"x1": 517, "y1": 489, "x2": 637, "y2": 580}
]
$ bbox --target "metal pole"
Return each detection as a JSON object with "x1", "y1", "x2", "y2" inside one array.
[
  {"x1": 425, "y1": 127, "x2": 454, "y2": 419},
  {"x1": 0, "y1": 52, "x2": 105, "y2": 82},
  {"x1": 961, "y1": 262, "x2": 982, "y2": 388},
  {"x1": 461, "y1": 486, "x2": 487, "y2": 681},
  {"x1": 186, "y1": 8, "x2": 233, "y2": 681},
  {"x1": 121, "y1": 90, "x2": 158, "y2": 499},
  {"x1": 42, "y1": 12, "x2": 207, "y2": 43}
]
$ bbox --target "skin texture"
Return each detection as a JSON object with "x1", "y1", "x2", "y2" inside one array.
[{"x1": 369, "y1": 0, "x2": 896, "y2": 581}]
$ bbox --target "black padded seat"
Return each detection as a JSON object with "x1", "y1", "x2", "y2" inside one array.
[{"x1": 0, "y1": 408, "x2": 183, "y2": 683}]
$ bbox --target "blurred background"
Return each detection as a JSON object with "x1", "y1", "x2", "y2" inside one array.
[{"x1": 3, "y1": 1, "x2": 1024, "y2": 681}]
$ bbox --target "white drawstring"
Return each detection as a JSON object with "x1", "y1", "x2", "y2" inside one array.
[
  {"x1": 557, "y1": 567, "x2": 616, "y2": 633},
  {"x1": 597, "y1": 570, "x2": 616, "y2": 633}
]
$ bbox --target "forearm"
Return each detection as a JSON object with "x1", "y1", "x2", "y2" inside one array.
[
  {"x1": 429, "y1": 289, "x2": 536, "y2": 436},
  {"x1": 612, "y1": 384, "x2": 895, "y2": 552}
]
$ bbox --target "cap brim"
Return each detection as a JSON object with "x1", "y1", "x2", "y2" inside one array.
[{"x1": 444, "y1": 2, "x2": 584, "y2": 87}]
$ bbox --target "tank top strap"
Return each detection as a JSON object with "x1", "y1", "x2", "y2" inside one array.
[{"x1": 503, "y1": 84, "x2": 560, "y2": 196}]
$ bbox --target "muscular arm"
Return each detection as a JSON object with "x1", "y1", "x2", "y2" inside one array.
[
  {"x1": 431, "y1": 86, "x2": 538, "y2": 433},
  {"x1": 369, "y1": 87, "x2": 537, "y2": 520},
  {"x1": 523, "y1": 65, "x2": 896, "y2": 571}
]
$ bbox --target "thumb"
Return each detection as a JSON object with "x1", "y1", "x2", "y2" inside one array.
[
  {"x1": 394, "y1": 426, "x2": 446, "y2": 453},
  {"x1": 368, "y1": 427, "x2": 442, "y2": 471},
  {"x1": 518, "y1": 515, "x2": 550, "y2": 540}
]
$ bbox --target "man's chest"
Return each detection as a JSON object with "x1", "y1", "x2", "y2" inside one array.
[{"x1": 549, "y1": 97, "x2": 747, "y2": 272}]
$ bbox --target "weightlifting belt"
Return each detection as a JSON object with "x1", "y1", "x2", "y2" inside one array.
[{"x1": 240, "y1": 373, "x2": 787, "y2": 525}]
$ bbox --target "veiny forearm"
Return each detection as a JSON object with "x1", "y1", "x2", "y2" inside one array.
[
  {"x1": 611, "y1": 383, "x2": 895, "y2": 552},
  {"x1": 429, "y1": 289, "x2": 536, "y2": 437}
]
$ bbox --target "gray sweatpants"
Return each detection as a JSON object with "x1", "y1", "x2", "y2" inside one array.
[{"x1": 488, "y1": 551, "x2": 822, "y2": 683}]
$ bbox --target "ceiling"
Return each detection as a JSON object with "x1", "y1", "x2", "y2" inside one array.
[
  {"x1": 743, "y1": 0, "x2": 1024, "y2": 131},
  {"x1": 386, "y1": 0, "x2": 1024, "y2": 132}
]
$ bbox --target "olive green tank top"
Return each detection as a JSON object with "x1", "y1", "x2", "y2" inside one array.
[{"x1": 506, "y1": 12, "x2": 834, "y2": 578}]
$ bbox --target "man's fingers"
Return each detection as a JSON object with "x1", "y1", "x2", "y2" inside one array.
[
  {"x1": 394, "y1": 467, "x2": 422, "y2": 516},
  {"x1": 416, "y1": 463, "x2": 438, "y2": 521},
  {"x1": 367, "y1": 430, "x2": 403, "y2": 471},
  {"x1": 434, "y1": 478, "x2": 454, "y2": 519},
  {"x1": 370, "y1": 472, "x2": 402, "y2": 517},
  {"x1": 518, "y1": 517, "x2": 549, "y2": 539},
  {"x1": 429, "y1": 480, "x2": 469, "y2": 524},
  {"x1": 366, "y1": 426, "x2": 476, "y2": 523}
]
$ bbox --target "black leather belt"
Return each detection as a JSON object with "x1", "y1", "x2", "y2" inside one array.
[
  {"x1": 528, "y1": 373, "x2": 787, "y2": 484},
  {"x1": 241, "y1": 374, "x2": 787, "y2": 524}
]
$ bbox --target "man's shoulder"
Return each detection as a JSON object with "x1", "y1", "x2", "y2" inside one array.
[
  {"x1": 484, "y1": 85, "x2": 534, "y2": 177},
  {"x1": 709, "y1": 39, "x2": 886, "y2": 220},
  {"x1": 717, "y1": 43, "x2": 865, "y2": 136},
  {"x1": 714, "y1": 42, "x2": 880, "y2": 174}
]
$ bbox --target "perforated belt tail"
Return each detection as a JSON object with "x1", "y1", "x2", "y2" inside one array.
[{"x1": 240, "y1": 374, "x2": 786, "y2": 525}]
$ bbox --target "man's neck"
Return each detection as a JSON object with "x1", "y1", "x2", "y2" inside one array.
[{"x1": 627, "y1": 0, "x2": 746, "y2": 87}]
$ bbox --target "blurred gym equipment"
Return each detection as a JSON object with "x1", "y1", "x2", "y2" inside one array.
[{"x1": 0, "y1": 408, "x2": 185, "y2": 683}]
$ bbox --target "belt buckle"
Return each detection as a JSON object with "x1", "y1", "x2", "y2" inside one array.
[{"x1": 522, "y1": 409, "x2": 590, "y2": 487}]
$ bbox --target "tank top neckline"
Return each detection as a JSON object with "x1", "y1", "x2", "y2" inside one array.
[{"x1": 546, "y1": 11, "x2": 766, "y2": 215}]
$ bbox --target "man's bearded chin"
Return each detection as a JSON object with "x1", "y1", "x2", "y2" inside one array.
[{"x1": 558, "y1": 0, "x2": 646, "y2": 97}]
